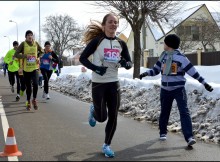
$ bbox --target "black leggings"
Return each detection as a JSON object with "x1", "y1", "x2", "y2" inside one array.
[
  {"x1": 8, "y1": 71, "x2": 21, "y2": 94},
  {"x1": 23, "y1": 70, "x2": 39, "y2": 101},
  {"x1": 19, "y1": 75, "x2": 26, "y2": 92},
  {"x1": 40, "y1": 68, "x2": 53, "y2": 94},
  {"x1": 92, "y1": 81, "x2": 121, "y2": 145}
]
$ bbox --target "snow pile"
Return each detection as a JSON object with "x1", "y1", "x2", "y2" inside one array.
[{"x1": 50, "y1": 65, "x2": 220, "y2": 144}]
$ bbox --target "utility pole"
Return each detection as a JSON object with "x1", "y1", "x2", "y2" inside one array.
[{"x1": 39, "y1": 0, "x2": 41, "y2": 45}]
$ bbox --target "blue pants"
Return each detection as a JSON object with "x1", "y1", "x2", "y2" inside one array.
[{"x1": 159, "y1": 87, "x2": 193, "y2": 142}]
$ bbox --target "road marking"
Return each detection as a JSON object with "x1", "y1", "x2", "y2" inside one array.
[{"x1": 0, "y1": 98, "x2": 19, "y2": 161}]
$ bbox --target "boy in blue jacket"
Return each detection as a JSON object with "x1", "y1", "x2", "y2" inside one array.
[{"x1": 140, "y1": 34, "x2": 213, "y2": 146}]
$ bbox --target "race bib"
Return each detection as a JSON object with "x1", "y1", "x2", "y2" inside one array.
[
  {"x1": 42, "y1": 59, "x2": 50, "y2": 65},
  {"x1": 104, "y1": 48, "x2": 120, "y2": 63},
  {"x1": 163, "y1": 63, "x2": 177, "y2": 75},
  {"x1": 27, "y1": 56, "x2": 36, "y2": 63}
]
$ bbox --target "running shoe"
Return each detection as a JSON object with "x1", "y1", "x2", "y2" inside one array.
[
  {"x1": 187, "y1": 137, "x2": 196, "y2": 146},
  {"x1": 88, "y1": 104, "x2": 96, "y2": 127},
  {"x1": 26, "y1": 100, "x2": 31, "y2": 111},
  {"x1": 11, "y1": 86, "x2": 14, "y2": 93},
  {"x1": 32, "y1": 99, "x2": 38, "y2": 110},
  {"x1": 15, "y1": 95, "x2": 20, "y2": 101},
  {"x1": 159, "y1": 134, "x2": 167, "y2": 141},
  {"x1": 46, "y1": 94, "x2": 50, "y2": 100},
  {"x1": 102, "y1": 144, "x2": 115, "y2": 158}
]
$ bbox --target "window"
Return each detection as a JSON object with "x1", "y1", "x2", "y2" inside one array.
[
  {"x1": 177, "y1": 26, "x2": 184, "y2": 35},
  {"x1": 191, "y1": 26, "x2": 200, "y2": 41},
  {"x1": 185, "y1": 26, "x2": 191, "y2": 35}
]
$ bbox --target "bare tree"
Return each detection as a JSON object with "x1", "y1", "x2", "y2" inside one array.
[
  {"x1": 166, "y1": 19, "x2": 199, "y2": 53},
  {"x1": 42, "y1": 14, "x2": 83, "y2": 57},
  {"x1": 94, "y1": 1, "x2": 183, "y2": 79},
  {"x1": 192, "y1": 16, "x2": 220, "y2": 52}
]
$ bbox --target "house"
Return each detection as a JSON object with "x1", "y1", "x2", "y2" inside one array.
[
  {"x1": 126, "y1": 4, "x2": 220, "y2": 61},
  {"x1": 66, "y1": 45, "x2": 84, "y2": 66}
]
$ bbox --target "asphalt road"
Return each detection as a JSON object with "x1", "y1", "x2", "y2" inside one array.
[{"x1": 0, "y1": 73, "x2": 219, "y2": 161}]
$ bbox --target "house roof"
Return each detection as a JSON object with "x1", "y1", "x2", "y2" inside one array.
[
  {"x1": 211, "y1": 12, "x2": 220, "y2": 27},
  {"x1": 148, "y1": 4, "x2": 204, "y2": 41},
  {"x1": 148, "y1": 4, "x2": 220, "y2": 42}
]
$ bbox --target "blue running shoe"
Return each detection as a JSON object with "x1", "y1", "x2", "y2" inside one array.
[
  {"x1": 89, "y1": 104, "x2": 96, "y2": 127},
  {"x1": 102, "y1": 144, "x2": 115, "y2": 158}
]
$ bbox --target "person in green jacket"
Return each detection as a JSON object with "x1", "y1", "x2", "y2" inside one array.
[{"x1": 4, "y1": 41, "x2": 24, "y2": 101}]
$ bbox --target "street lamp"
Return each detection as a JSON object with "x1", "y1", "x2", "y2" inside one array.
[
  {"x1": 4, "y1": 36, "x2": 10, "y2": 50},
  {"x1": 9, "y1": 20, "x2": 18, "y2": 42}
]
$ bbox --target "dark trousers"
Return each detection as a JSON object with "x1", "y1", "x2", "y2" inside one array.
[
  {"x1": 38, "y1": 76, "x2": 43, "y2": 86},
  {"x1": 23, "y1": 70, "x2": 39, "y2": 101},
  {"x1": 159, "y1": 87, "x2": 193, "y2": 142},
  {"x1": 92, "y1": 81, "x2": 120, "y2": 145},
  {"x1": 8, "y1": 71, "x2": 20, "y2": 94},
  {"x1": 40, "y1": 68, "x2": 53, "y2": 94},
  {"x1": 19, "y1": 75, "x2": 26, "y2": 92}
]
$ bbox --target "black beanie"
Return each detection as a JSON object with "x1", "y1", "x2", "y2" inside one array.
[
  {"x1": 25, "y1": 30, "x2": 33, "y2": 37},
  {"x1": 44, "y1": 41, "x2": 51, "y2": 47},
  {"x1": 164, "y1": 34, "x2": 180, "y2": 49},
  {"x1": 13, "y1": 41, "x2": 19, "y2": 46}
]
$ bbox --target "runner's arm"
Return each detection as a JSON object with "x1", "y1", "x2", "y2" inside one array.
[
  {"x1": 51, "y1": 51, "x2": 59, "y2": 64},
  {"x1": 79, "y1": 38, "x2": 100, "y2": 71},
  {"x1": 14, "y1": 42, "x2": 26, "y2": 59}
]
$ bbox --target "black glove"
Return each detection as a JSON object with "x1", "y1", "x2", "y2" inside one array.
[
  {"x1": 118, "y1": 58, "x2": 132, "y2": 70},
  {"x1": 139, "y1": 72, "x2": 148, "y2": 80},
  {"x1": 204, "y1": 83, "x2": 213, "y2": 92},
  {"x1": 94, "y1": 66, "x2": 108, "y2": 76}
]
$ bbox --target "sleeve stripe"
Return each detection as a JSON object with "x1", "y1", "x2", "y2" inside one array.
[
  {"x1": 192, "y1": 72, "x2": 200, "y2": 79},
  {"x1": 183, "y1": 63, "x2": 193, "y2": 72}
]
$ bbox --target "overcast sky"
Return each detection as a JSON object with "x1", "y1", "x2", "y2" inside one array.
[{"x1": 0, "y1": 1, "x2": 219, "y2": 58}]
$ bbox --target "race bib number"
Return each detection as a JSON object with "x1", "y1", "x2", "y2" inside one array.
[
  {"x1": 163, "y1": 63, "x2": 177, "y2": 75},
  {"x1": 42, "y1": 59, "x2": 50, "y2": 65},
  {"x1": 27, "y1": 56, "x2": 36, "y2": 63},
  {"x1": 104, "y1": 48, "x2": 120, "y2": 63}
]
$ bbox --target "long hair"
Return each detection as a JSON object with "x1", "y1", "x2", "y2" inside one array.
[{"x1": 82, "y1": 13, "x2": 119, "y2": 45}]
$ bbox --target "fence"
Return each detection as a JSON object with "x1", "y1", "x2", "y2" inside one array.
[{"x1": 146, "y1": 50, "x2": 220, "y2": 68}]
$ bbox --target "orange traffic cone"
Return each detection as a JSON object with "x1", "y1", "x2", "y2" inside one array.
[{"x1": 0, "y1": 128, "x2": 22, "y2": 157}]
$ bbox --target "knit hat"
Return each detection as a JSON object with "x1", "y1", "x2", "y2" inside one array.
[
  {"x1": 44, "y1": 41, "x2": 51, "y2": 47},
  {"x1": 25, "y1": 30, "x2": 33, "y2": 37},
  {"x1": 164, "y1": 34, "x2": 180, "y2": 49}
]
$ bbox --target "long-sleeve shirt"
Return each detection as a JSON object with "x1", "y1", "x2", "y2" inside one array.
[
  {"x1": 4, "y1": 48, "x2": 19, "y2": 72},
  {"x1": 145, "y1": 49, "x2": 206, "y2": 91},
  {"x1": 80, "y1": 34, "x2": 131, "y2": 83}
]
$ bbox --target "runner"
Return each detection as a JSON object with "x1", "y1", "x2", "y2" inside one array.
[
  {"x1": 4, "y1": 41, "x2": 25, "y2": 101},
  {"x1": 14, "y1": 30, "x2": 44, "y2": 110},
  {"x1": 40, "y1": 41, "x2": 59, "y2": 99},
  {"x1": 79, "y1": 13, "x2": 132, "y2": 158},
  {"x1": 139, "y1": 34, "x2": 213, "y2": 146}
]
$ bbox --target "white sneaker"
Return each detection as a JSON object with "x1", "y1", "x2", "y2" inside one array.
[
  {"x1": 11, "y1": 86, "x2": 14, "y2": 93},
  {"x1": 187, "y1": 137, "x2": 196, "y2": 146},
  {"x1": 46, "y1": 94, "x2": 50, "y2": 100},
  {"x1": 159, "y1": 134, "x2": 167, "y2": 141},
  {"x1": 42, "y1": 91, "x2": 46, "y2": 98}
]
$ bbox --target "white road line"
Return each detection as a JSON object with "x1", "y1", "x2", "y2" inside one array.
[{"x1": 0, "y1": 98, "x2": 19, "y2": 161}]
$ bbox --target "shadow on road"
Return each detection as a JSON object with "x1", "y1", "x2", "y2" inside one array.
[{"x1": 54, "y1": 139, "x2": 193, "y2": 161}]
